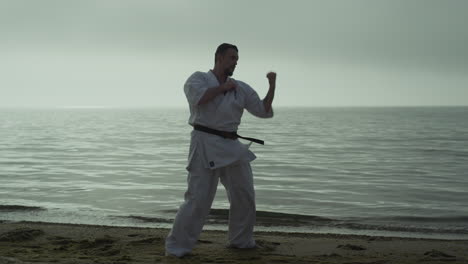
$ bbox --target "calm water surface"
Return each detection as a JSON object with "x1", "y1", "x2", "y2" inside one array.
[{"x1": 1, "y1": 107, "x2": 467, "y2": 239}]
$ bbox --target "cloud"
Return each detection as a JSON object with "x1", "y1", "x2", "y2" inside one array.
[
  {"x1": 1, "y1": 0, "x2": 467, "y2": 72},
  {"x1": 1, "y1": 0, "x2": 467, "y2": 107}
]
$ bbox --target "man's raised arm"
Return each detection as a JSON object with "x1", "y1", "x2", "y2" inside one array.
[{"x1": 263, "y1": 72, "x2": 276, "y2": 113}]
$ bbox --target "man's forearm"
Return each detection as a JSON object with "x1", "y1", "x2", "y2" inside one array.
[
  {"x1": 197, "y1": 80, "x2": 236, "y2": 105},
  {"x1": 263, "y1": 84, "x2": 275, "y2": 113},
  {"x1": 197, "y1": 86, "x2": 223, "y2": 105}
]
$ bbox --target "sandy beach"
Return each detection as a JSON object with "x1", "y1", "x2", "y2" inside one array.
[{"x1": 0, "y1": 221, "x2": 467, "y2": 264}]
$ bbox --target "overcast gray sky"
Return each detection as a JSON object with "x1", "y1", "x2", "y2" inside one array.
[{"x1": 1, "y1": 0, "x2": 467, "y2": 108}]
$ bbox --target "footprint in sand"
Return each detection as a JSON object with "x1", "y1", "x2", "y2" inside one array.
[
  {"x1": 424, "y1": 249, "x2": 456, "y2": 259},
  {"x1": 78, "y1": 235, "x2": 116, "y2": 249},
  {"x1": 0, "y1": 228, "x2": 44, "y2": 242},
  {"x1": 129, "y1": 237, "x2": 162, "y2": 245},
  {"x1": 75, "y1": 236, "x2": 121, "y2": 257},
  {"x1": 47, "y1": 236, "x2": 74, "y2": 245},
  {"x1": 197, "y1": 239, "x2": 213, "y2": 244},
  {"x1": 337, "y1": 244, "x2": 366, "y2": 251},
  {"x1": 255, "y1": 240, "x2": 281, "y2": 252}
]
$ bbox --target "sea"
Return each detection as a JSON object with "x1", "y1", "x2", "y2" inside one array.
[{"x1": 1, "y1": 107, "x2": 468, "y2": 240}]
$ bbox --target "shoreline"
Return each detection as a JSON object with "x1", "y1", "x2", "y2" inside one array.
[
  {"x1": 2, "y1": 204, "x2": 468, "y2": 241},
  {"x1": 2, "y1": 204, "x2": 468, "y2": 242},
  {"x1": 1, "y1": 221, "x2": 468, "y2": 263}
]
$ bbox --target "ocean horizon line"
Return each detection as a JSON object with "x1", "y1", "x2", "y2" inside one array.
[{"x1": 1, "y1": 105, "x2": 468, "y2": 110}]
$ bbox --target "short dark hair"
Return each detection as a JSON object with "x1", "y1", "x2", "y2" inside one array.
[{"x1": 215, "y1": 43, "x2": 238, "y2": 61}]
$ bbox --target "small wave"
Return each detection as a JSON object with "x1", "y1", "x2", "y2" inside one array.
[
  {"x1": 0, "y1": 205, "x2": 46, "y2": 212},
  {"x1": 161, "y1": 208, "x2": 333, "y2": 227},
  {"x1": 386, "y1": 215, "x2": 468, "y2": 223},
  {"x1": 334, "y1": 221, "x2": 468, "y2": 235},
  {"x1": 160, "y1": 209, "x2": 468, "y2": 236},
  {"x1": 110, "y1": 215, "x2": 173, "y2": 224},
  {"x1": 336, "y1": 215, "x2": 468, "y2": 235},
  {"x1": 211, "y1": 208, "x2": 330, "y2": 219}
]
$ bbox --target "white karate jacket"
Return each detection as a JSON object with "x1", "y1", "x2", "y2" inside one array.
[{"x1": 184, "y1": 70, "x2": 273, "y2": 170}]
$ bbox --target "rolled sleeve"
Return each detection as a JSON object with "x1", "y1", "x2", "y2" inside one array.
[
  {"x1": 184, "y1": 72, "x2": 209, "y2": 106},
  {"x1": 244, "y1": 83, "x2": 274, "y2": 118}
]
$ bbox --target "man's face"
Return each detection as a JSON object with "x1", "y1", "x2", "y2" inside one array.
[{"x1": 220, "y1": 48, "x2": 239, "y2": 76}]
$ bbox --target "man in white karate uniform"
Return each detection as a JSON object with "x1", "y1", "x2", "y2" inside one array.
[{"x1": 165, "y1": 43, "x2": 276, "y2": 257}]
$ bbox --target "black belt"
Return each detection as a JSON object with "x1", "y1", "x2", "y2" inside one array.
[{"x1": 193, "y1": 124, "x2": 264, "y2": 145}]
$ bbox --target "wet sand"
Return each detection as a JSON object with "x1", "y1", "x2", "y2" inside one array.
[{"x1": 1, "y1": 221, "x2": 467, "y2": 264}]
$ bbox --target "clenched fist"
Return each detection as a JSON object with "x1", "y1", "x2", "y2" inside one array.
[
  {"x1": 266, "y1": 72, "x2": 276, "y2": 85},
  {"x1": 220, "y1": 79, "x2": 237, "y2": 93}
]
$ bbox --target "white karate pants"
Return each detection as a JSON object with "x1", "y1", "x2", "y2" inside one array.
[{"x1": 165, "y1": 155, "x2": 256, "y2": 257}]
